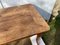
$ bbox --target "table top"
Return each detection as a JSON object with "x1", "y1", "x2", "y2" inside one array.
[{"x1": 0, "y1": 4, "x2": 50, "y2": 44}]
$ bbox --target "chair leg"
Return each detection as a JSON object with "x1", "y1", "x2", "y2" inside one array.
[{"x1": 30, "y1": 35, "x2": 38, "y2": 45}]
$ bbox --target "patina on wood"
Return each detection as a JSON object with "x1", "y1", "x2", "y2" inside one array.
[{"x1": 0, "y1": 4, "x2": 49, "y2": 44}]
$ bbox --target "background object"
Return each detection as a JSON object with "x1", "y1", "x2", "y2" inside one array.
[{"x1": 52, "y1": 0, "x2": 60, "y2": 17}]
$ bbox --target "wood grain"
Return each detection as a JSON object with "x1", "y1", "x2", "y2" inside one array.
[{"x1": 0, "y1": 4, "x2": 50, "y2": 44}]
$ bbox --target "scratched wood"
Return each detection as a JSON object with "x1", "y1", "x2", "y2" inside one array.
[{"x1": 0, "y1": 4, "x2": 50, "y2": 44}]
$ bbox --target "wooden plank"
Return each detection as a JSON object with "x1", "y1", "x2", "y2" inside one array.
[
  {"x1": 0, "y1": 4, "x2": 50, "y2": 44},
  {"x1": 3, "y1": 38, "x2": 32, "y2": 45}
]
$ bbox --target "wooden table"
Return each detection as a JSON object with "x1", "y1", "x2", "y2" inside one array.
[{"x1": 0, "y1": 4, "x2": 50, "y2": 44}]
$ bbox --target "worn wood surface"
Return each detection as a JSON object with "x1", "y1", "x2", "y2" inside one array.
[
  {"x1": 0, "y1": 4, "x2": 49, "y2": 44},
  {"x1": 2, "y1": 38, "x2": 32, "y2": 45}
]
